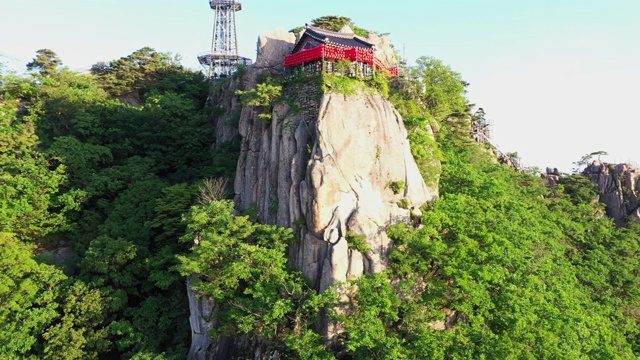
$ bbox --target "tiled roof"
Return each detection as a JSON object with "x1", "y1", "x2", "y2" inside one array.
[{"x1": 292, "y1": 25, "x2": 374, "y2": 53}]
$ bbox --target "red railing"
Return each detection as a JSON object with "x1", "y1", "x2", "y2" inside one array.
[
  {"x1": 284, "y1": 45, "x2": 325, "y2": 67},
  {"x1": 284, "y1": 44, "x2": 398, "y2": 76},
  {"x1": 284, "y1": 45, "x2": 376, "y2": 66},
  {"x1": 373, "y1": 58, "x2": 399, "y2": 76},
  {"x1": 386, "y1": 67, "x2": 399, "y2": 76}
]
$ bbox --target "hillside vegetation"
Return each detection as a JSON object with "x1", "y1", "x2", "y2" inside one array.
[
  {"x1": 1, "y1": 48, "x2": 221, "y2": 358},
  {"x1": 1, "y1": 44, "x2": 639, "y2": 359}
]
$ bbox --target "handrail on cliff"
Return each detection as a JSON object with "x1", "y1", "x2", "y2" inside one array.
[{"x1": 474, "y1": 132, "x2": 521, "y2": 172}]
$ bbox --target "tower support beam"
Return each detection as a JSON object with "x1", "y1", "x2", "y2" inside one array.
[{"x1": 198, "y1": 0, "x2": 251, "y2": 78}]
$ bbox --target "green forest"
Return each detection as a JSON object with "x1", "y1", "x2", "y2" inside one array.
[
  {"x1": 1, "y1": 48, "x2": 219, "y2": 358},
  {"x1": 1, "y1": 39, "x2": 639, "y2": 359}
]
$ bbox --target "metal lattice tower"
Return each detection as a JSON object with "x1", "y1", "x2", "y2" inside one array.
[{"x1": 198, "y1": 0, "x2": 251, "y2": 78}]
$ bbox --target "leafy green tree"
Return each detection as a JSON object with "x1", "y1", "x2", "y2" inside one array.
[
  {"x1": 388, "y1": 55, "x2": 472, "y2": 184},
  {"x1": 0, "y1": 233, "x2": 66, "y2": 358},
  {"x1": 41, "y1": 282, "x2": 111, "y2": 359},
  {"x1": 47, "y1": 136, "x2": 113, "y2": 187},
  {"x1": 572, "y1": 150, "x2": 609, "y2": 173},
  {"x1": 25, "y1": 69, "x2": 113, "y2": 144},
  {"x1": 236, "y1": 78, "x2": 283, "y2": 122},
  {"x1": 406, "y1": 56, "x2": 468, "y2": 124},
  {"x1": 26, "y1": 49, "x2": 62, "y2": 76},
  {"x1": 310, "y1": 16, "x2": 373, "y2": 37},
  {"x1": 310, "y1": 15, "x2": 353, "y2": 31},
  {"x1": 146, "y1": 183, "x2": 199, "y2": 250},
  {"x1": 0, "y1": 84, "x2": 80, "y2": 241},
  {"x1": 290, "y1": 16, "x2": 373, "y2": 37},
  {"x1": 99, "y1": 178, "x2": 165, "y2": 246},
  {"x1": 336, "y1": 273, "x2": 407, "y2": 359},
  {"x1": 555, "y1": 174, "x2": 601, "y2": 206},
  {"x1": 133, "y1": 91, "x2": 215, "y2": 180},
  {"x1": 91, "y1": 47, "x2": 183, "y2": 103},
  {"x1": 81, "y1": 235, "x2": 142, "y2": 291},
  {"x1": 177, "y1": 200, "x2": 333, "y2": 357}
]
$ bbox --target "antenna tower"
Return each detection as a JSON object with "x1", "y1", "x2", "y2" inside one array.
[{"x1": 198, "y1": 0, "x2": 251, "y2": 78}]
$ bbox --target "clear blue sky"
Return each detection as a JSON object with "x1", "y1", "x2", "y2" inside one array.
[{"x1": 2, "y1": 0, "x2": 639, "y2": 172}]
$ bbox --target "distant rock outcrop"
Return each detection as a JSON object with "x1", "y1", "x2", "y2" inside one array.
[
  {"x1": 583, "y1": 161, "x2": 640, "y2": 226},
  {"x1": 541, "y1": 167, "x2": 561, "y2": 186}
]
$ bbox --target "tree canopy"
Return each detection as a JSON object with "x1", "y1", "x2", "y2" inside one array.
[
  {"x1": 291, "y1": 16, "x2": 373, "y2": 37},
  {"x1": 0, "y1": 47, "x2": 228, "y2": 358},
  {"x1": 26, "y1": 49, "x2": 62, "y2": 76}
]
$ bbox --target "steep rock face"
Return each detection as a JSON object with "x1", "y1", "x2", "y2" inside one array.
[
  {"x1": 583, "y1": 161, "x2": 640, "y2": 225},
  {"x1": 366, "y1": 32, "x2": 397, "y2": 69},
  {"x1": 186, "y1": 277, "x2": 214, "y2": 360},
  {"x1": 254, "y1": 28, "x2": 296, "y2": 73},
  {"x1": 207, "y1": 76, "x2": 243, "y2": 146},
  {"x1": 233, "y1": 29, "x2": 437, "y2": 292},
  {"x1": 235, "y1": 89, "x2": 437, "y2": 291}
]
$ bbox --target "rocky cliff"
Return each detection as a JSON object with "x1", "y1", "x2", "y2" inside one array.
[
  {"x1": 235, "y1": 29, "x2": 437, "y2": 292},
  {"x1": 235, "y1": 88, "x2": 436, "y2": 289},
  {"x1": 583, "y1": 161, "x2": 640, "y2": 226},
  {"x1": 187, "y1": 28, "x2": 440, "y2": 359}
]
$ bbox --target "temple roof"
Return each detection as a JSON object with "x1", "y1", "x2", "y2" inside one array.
[{"x1": 291, "y1": 25, "x2": 375, "y2": 53}]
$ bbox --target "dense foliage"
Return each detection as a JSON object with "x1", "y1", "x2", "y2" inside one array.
[
  {"x1": 335, "y1": 58, "x2": 640, "y2": 358},
  {"x1": 290, "y1": 16, "x2": 373, "y2": 37},
  {"x1": 2, "y1": 41, "x2": 639, "y2": 360},
  {"x1": 176, "y1": 200, "x2": 336, "y2": 359},
  {"x1": 0, "y1": 48, "x2": 227, "y2": 358}
]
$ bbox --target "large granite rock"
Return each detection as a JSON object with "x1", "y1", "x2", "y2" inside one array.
[
  {"x1": 583, "y1": 161, "x2": 640, "y2": 225},
  {"x1": 207, "y1": 74, "x2": 243, "y2": 146},
  {"x1": 186, "y1": 276, "x2": 214, "y2": 360},
  {"x1": 235, "y1": 89, "x2": 437, "y2": 292},
  {"x1": 366, "y1": 32, "x2": 397, "y2": 69},
  {"x1": 255, "y1": 28, "x2": 296, "y2": 74},
  {"x1": 187, "y1": 27, "x2": 440, "y2": 359}
]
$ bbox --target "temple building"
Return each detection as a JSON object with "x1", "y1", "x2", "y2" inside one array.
[{"x1": 284, "y1": 25, "x2": 399, "y2": 78}]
